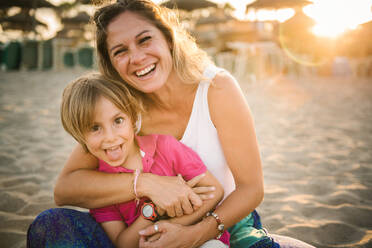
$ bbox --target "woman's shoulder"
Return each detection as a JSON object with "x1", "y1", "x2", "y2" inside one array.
[
  {"x1": 207, "y1": 70, "x2": 249, "y2": 126},
  {"x1": 208, "y1": 69, "x2": 242, "y2": 100}
]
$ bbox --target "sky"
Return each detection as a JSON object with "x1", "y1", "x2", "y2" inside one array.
[{"x1": 2, "y1": 0, "x2": 372, "y2": 41}]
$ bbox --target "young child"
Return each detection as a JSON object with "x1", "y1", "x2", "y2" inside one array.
[{"x1": 60, "y1": 73, "x2": 229, "y2": 248}]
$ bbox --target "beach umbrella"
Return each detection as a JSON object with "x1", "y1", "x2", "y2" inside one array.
[
  {"x1": 0, "y1": 0, "x2": 56, "y2": 9},
  {"x1": 279, "y1": 10, "x2": 318, "y2": 57},
  {"x1": 161, "y1": 0, "x2": 218, "y2": 11},
  {"x1": 196, "y1": 13, "x2": 234, "y2": 26},
  {"x1": 246, "y1": 0, "x2": 311, "y2": 12},
  {"x1": 62, "y1": 11, "x2": 91, "y2": 24},
  {"x1": 0, "y1": 11, "x2": 47, "y2": 32}
]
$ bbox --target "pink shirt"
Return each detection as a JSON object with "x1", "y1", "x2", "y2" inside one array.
[{"x1": 89, "y1": 134, "x2": 229, "y2": 245}]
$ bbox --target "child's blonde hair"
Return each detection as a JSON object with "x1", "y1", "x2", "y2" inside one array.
[{"x1": 61, "y1": 73, "x2": 144, "y2": 152}]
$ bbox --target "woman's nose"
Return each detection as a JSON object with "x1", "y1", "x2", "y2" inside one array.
[{"x1": 129, "y1": 49, "x2": 146, "y2": 64}]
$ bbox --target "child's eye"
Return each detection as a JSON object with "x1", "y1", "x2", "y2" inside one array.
[
  {"x1": 91, "y1": 124, "x2": 100, "y2": 132},
  {"x1": 115, "y1": 117, "x2": 124, "y2": 125}
]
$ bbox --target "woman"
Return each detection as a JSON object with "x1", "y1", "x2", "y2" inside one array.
[{"x1": 28, "y1": 0, "x2": 314, "y2": 247}]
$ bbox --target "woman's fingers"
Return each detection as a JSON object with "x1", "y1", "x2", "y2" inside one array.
[
  {"x1": 165, "y1": 205, "x2": 176, "y2": 218},
  {"x1": 174, "y1": 200, "x2": 183, "y2": 217},
  {"x1": 186, "y1": 173, "x2": 205, "y2": 187},
  {"x1": 198, "y1": 193, "x2": 216, "y2": 200},
  {"x1": 180, "y1": 197, "x2": 194, "y2": 215},
  {"x1": 192, "y1": 186, "x2": 215, "y2": 194},
  {"x1": 146, "y1": 174, "x2": 203, "y2": 217},
  {"x1": 139, "y1": 222, "x2": 163, "y2": 237},
  {"x1": 146, "y1": 232, "x2": 161, "y2": 242}
]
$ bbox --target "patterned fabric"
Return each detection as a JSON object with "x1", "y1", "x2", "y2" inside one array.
[
  {"x1": 27, "y1": 208, "x2": 319, "y2": 248},
  {"x1": 27, "y1": 208, "x2": 274, "y2": 248},
  {"x1": 228, "y1": 210, "x2": 280, "y2": 248},
  {"x1": 27, "y1": 208, "x2": 114, "y2": 248}
]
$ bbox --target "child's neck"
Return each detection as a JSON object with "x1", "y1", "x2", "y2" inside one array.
[{"x1": 121, "y1": 146, "x2": 143, "y2": 171}]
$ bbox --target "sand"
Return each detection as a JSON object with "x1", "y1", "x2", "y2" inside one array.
[{"x1": 0, "y1": 70, "x2": 371, "y2": 248}]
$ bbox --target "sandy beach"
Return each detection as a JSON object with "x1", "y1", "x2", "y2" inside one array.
[{"x1": 0, "y1": 70, "x2": 371, "y2": 248}]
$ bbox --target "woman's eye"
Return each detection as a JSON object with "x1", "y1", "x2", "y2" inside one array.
[
  {"x1": 113, "y1": 48, "x2": 127, "y2": 56},
  {"x1": 139, "y1": 36, "x2": 151, "y2": 44},
  {"x1": 115, "y1": 117, "x2": 124, "y2": 125}
]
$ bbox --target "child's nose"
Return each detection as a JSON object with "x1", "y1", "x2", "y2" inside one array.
[{"x1": 104, "y1": 128, "x2": 116, "y2": 141}]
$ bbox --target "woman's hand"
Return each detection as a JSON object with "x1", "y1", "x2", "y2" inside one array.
[
  {"x1": 139, "y1": 173, "x2": 215, "y2": 218},
  {"x1": 139, "y1": 221, "x2": 200, "y2": 248}
]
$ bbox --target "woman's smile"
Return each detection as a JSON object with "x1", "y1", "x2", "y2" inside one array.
[{"x1": 135, "y1": 64, "x2": 156, "y2": 77}]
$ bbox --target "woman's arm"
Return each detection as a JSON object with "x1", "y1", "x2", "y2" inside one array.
[
  {"x1": 166, "y1": 171, "x2": 223, "y2": 226},
  {"x1": 139, "y1": 72, "x2": 264, "y2": 247},
  {"x1": 54, "y1": 144, "x2": 209, "y2": 213},
  {"x1": 206, "y1": 71, "x2": 264, "y2": 227},
  {"x1": 100, "y1": 217, "x2": 153, "y2": 248},
  {"x1": 112, "y1": 171, "x2": 223, "y2": 248}
]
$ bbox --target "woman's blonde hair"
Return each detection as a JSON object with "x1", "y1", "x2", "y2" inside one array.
[
  {"x1": 93, "y1": 0, "x2": 212, "y2": 90},
  {"x1": 60, "y1": 73, "x2": 143, "y2": 152}
]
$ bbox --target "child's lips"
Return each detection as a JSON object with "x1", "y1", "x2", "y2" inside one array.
[{"x1": 105, "y1": 145, "x2": 122, "y2": 161}]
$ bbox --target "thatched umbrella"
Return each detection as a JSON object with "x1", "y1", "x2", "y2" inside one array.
[
  {"x1": 278, "y1": 9, "x2": 327, "y2": 65},
  {"x1": 246, "y1": 0, "x2": 311, "y2": 12},
  {"x1": 61, "y1": 11, "x2": 90, "y2": 24},
  {"x1": 196, "y1": 14, "x2": 234, "y2": 26},
  {"x1": 0, "y1": 0, "x2": 56, "y2": 9},
  {"x1": 161, "y1": 0, "x2": 217, "y2": 11},
  {"x1": 0, "y1": 10, "x2": 47, "y2": 32}
]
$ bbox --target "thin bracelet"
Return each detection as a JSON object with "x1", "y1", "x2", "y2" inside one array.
[
  {"x1": 206, "y1": 212, "x2": 225, "y2": 239},
  {"x1": 133, "y1": 169, "x2": 141, "y2": 206}
]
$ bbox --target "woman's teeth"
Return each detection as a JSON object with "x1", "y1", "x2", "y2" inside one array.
[{"x1": 136, "y1": 64, "x2": 155, "y2": 77}]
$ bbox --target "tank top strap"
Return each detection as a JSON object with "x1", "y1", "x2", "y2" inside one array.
[{"x1": 200, "y1": 65, "x2": 225, "y2": 84}]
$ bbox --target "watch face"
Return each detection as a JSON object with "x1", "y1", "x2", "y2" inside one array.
[{"x1": 142, "y1": 204, "x2": 154, "y2": 218}]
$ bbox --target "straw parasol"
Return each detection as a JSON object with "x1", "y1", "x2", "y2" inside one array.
[
  {"x1": 196, "y1": 14, "x2": 234, "y2": 26},
  {"x1": 161, "y1": 0, "x2": 218, "y2": 11},
  {"x1": 246, "y1": 0, "x2": 312, "y2": 12},
  {"x1": 0, "y1": 10, "x2": 47, "y2": 32},
  {"x1": 0, "y1": 0, "x2": 56, "y2": 9},
  {"x1": 61, "y1": 11, "x2": 90, "y2": 24}
]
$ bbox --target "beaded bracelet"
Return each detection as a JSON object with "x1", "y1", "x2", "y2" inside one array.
[
  {"x1": 133, "y1": 169, "x2": 140, "y2": 206},
  {"x1": 206, "y1": 211, "x2": 225, "y2": 239}
]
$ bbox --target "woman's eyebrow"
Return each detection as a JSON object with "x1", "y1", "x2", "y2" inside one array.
[{"x1": 136, "y1": 30, "x2": 150, "y2": 38}]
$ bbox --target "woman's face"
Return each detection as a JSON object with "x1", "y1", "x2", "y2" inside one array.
[{"x1": 106, "y1": 11, "x2": 173, "y2": 93}]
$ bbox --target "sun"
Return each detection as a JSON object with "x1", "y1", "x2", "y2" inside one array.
[{"x1": 304, "y1": 0, "x2": 372, "y2": 38}]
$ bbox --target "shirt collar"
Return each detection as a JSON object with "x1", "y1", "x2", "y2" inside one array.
[{"x1": 135, "y1": 135, "x2": 158, "y2": 172}]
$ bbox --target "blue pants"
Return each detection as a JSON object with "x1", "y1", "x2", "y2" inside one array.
[
  {"x1": 27, "y1": 208, "x2": 314, "y2": 248},
  {"x1": 27, "y1": 208, "x2": 114, "y2": 248}
]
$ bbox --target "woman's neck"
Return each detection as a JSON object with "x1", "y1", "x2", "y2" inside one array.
[{"x1": 146, "y1": 71, "x2": 196, "y2": 110}]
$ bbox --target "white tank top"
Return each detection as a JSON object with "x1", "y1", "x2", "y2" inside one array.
[{"x1": 180, "y1": 66, "x2": 235, "y2": 198}]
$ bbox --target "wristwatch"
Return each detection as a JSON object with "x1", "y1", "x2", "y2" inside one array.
[
  {"x1": 141, "y1": 201, "x2": 159, "y2": 222},
  {"x1": 206, "y1": 212, "x2": 225, "y2": 239}
]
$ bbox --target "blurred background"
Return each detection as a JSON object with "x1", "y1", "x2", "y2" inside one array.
[
  {"x1": 0, "y1": 1, "x2": 372, "y2": 248},
  {"x1": 0, "y1": 0, "x2": 372, "y2": 78}
]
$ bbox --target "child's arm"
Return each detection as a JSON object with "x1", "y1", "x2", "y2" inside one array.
[
  {"x1": 101, "y1": 218, "x2": 153, "y2": 248},
  {"x1": 167, "y1": 170, "x2": 224, "y2": 226},
  {"x1": 102, "y1": 171, "x2": 222, "y2": 248}
]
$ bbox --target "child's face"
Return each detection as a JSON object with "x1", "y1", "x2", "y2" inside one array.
[{"x1": 84, "y1": 96, "x2": 137, "y2": 167}]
